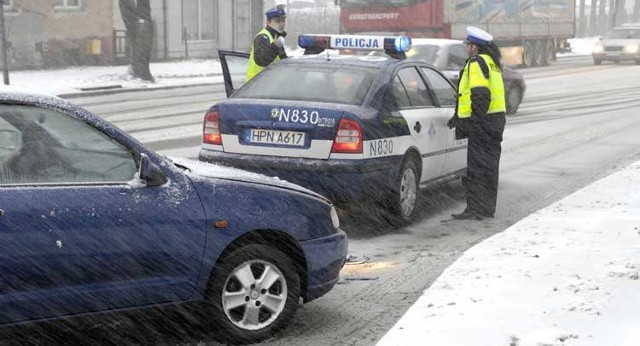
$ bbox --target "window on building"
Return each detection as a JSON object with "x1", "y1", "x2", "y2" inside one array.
[
  {"x1": 183, "y1": 0, "x2": 217, "y2": 41},
  {"x1": 2, "y1": 0, "x2": 14, "y2": 9},
  {"x1": 54, "y1": 0, "x2": 81, "y2": 9}
]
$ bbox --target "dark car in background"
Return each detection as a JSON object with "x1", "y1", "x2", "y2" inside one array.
[
  {"x1": 401, "y1": 38, "x2": 527, "y2": 114},
  {"x1": 0, "y1": 87, "x2": 347, "y2": 344}
]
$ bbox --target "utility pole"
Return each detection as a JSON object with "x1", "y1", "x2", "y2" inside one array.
[
  {"x1": 579, "y1": 0, "x2": 586, "y2": 37},
  {"x1": 0, "y1": 0, "x2": 9, "y2": 85}
]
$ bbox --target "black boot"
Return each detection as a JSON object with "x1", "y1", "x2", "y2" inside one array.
[{"x1": 451, "y1": 210, "x2": 484, "y2": 220}]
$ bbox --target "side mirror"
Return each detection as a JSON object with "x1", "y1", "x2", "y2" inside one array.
[{"x1": 139, "y1": 153, "x2": 167, "y2": 186}]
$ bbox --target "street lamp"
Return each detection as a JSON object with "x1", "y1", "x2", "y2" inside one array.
[{"x1": 0, "y1": 0, "x2": 9, "y2": 85}]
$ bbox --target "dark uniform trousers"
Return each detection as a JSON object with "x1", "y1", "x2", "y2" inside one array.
[{"x1": 459, "y1": 112, "x2": 506, "y2": 217}]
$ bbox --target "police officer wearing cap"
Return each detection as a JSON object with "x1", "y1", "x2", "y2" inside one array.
[
  {"x1": 246, "y1": 4, "x2": 288, "y2": 81},
  {"x1": 448, "y1": 26, "x2": 507, "y2": 220}
]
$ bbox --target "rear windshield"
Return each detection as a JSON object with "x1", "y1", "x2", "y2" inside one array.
[
  {"x1": 607, "y1": 28, "x2": 640, "y2": 39},
  {"x1": 234, "y1": 65, "x2": 375, "y2": 105}
]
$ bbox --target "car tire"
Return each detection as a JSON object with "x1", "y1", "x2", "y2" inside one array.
[
  {"x1": 506, "y1": 86, "x2": 522, "y2": 115},
  {"x1": 534, "y1": 40, "x2": 547, "y2": 66},
  {"x1": 545, "y1": 40, "x2": 556, "y2": 62},
  {"x1": 593, "y1": 58, "x2": 602, "y2": 65},
  {"x1": 385, "y1": 159, "x2": 420, "y2": 226},
  {"x1": 635, "y1": 58, "x2": 640, "y2": 65},
  {"x1": 206, "y1": 244, "x2": 300, "y2": 344}
]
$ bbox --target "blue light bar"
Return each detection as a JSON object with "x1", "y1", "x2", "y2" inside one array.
[{"x1": 298, "y1": 34, "x2": 412, "y2": 54}]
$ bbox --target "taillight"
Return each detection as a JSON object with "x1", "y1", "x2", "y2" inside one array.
[
  {"x1": 331, "y1": 118, "x2": 362, "y2": 153},
  {"x1": 203, "y1": 111, "x2": 222, "y2": 145}
]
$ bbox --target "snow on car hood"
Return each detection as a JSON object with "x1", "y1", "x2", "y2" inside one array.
[{"x1": 170, "y1": 157, "x2": 327, "y2": 200}]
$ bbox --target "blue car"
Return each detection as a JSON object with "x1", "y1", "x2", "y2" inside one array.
[
  {"x1": 0, "y1": 88, "x2": 347, "y2": 344},
  {"x1": 199, "y1": 34, "x2": 467, "y2": 225}
]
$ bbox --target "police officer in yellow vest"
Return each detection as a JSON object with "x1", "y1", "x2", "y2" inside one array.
[
  {"x1": 447, "y1": 26, "x2": 507, "y2": 220},
  {"x1": 246, "y1": 4, "x2": 288, "y2": 81}
]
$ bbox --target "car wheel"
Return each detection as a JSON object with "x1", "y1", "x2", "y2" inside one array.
[
  {"x1": 534, "y1": 40, "x2": 547, "y2": 66},
  {"x1": 635, "y1": 58, "x2": 640, "y2": 65},
  {"x1": 386, "y1": 159, "x2": 419, "y2": 226},
  {"x1": 593, "y1": 58, "x2": 602, "y2": 65},
  {"x1": 545, "y1": 40, "x2": 556, "y2": 62},
  {"x1": 206, "y1": 244, "x2": 300, "y2": 344},
  {"x1": 506, "y1": 86, "x2": 522, "y2": 115}
]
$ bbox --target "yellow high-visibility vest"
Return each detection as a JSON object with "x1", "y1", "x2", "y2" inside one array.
[
  {"x1": 457, "y1": 54, "x2": 506, "y2": 118},
  {"x1": 246, "y1": 29, "x2": 280, "y2": 81}
]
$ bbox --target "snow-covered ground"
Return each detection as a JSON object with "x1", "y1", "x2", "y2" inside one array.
[
  {"x1": 378, "y1": 160, "x2": 640, "y2": 346},
  {"x1": 9, "y1": 59, "x2": 224, "y2": 96}
]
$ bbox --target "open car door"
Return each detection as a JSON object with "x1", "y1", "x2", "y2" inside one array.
[{"x1": 218, "y1": 50, "x2": 250, "y2": 97}]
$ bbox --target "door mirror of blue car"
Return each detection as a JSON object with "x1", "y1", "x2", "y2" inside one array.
[{"x1": 139, "y1": 153, "x2": 167, "y2": 186}]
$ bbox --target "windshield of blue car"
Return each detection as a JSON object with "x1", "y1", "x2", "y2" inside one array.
[
  {"x1": 606, "y1": 28, "x2": 640, "y2": 39},
  {"x1": 234, "y1": 65, "x2": 375, "y2": 105}
]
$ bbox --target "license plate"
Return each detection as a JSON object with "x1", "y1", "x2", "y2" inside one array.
[{"x1": 247, "y1": 129, "x2": 306, "y2": 146}]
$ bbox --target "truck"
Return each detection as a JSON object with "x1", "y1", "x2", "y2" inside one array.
[{"x1": 337, "y1": 0, "x2": 576, "y2": 67}]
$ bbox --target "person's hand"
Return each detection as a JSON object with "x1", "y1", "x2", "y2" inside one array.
[
  {"x1": 447, "y1": 116, "x2": 456, "y2": 129},
  {"x1": 275, "y1": 36, "x2": 285, "y2": 47}
]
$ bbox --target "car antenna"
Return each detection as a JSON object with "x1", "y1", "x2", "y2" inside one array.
[{"x1": 326, "y1": 49, "x2": 331, "y2": 61}]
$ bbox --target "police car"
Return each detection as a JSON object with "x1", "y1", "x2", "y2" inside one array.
[{"x1": 200, "y1": 34, "x2": 467, "y2": 225}]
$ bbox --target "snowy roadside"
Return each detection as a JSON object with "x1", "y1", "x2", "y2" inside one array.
[
  {"x1": 9, "y1": 59, "x2": 224, "y2": 97},
  {"x1": 378, "y1": 161, "x2": 640, "y2": 346}
]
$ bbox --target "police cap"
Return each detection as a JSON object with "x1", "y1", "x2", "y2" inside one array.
[
  {"x1": 465, "y1": 26, "x2": 493, "y2": 45},
  {"x1": 266, "y1": 4, "x2": 286, "y2": 19}
]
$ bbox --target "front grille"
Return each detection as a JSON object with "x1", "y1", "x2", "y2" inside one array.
[{"x1": 605, "y1": 46, "x2": 623, "y2": 52}]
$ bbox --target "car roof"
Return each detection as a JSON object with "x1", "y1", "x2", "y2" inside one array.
[{"x1": 0, "y1": 85, "x2": 62, "y2": 102}]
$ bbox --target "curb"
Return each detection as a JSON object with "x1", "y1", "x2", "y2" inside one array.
[{"x1": 58, "y1": 81, "x2": 223, "y2": 99}]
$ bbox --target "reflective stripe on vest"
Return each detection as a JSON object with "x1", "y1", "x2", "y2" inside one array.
[
  {"x1": 457, "y1": 54, "x2": 506, "y2": 118},
  {"x1": 246, "y1": 29, "x2": 280, "y2": 81}
]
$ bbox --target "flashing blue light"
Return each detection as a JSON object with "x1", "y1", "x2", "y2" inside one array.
[
  {"x1": 298, "y1": 35, "x2": 316, "y2": 49},
  {"x1": 396, "y1": 36, "x2": 412, "y2": 52}
]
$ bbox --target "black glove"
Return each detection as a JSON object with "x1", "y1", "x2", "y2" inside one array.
[{"x1": 447, "y1": 116, "x2": 456, "y2": 129}]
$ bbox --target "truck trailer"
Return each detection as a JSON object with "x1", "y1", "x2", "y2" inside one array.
[{"x1": 338, "y1": 0, "x2": 576, "y2": 66}]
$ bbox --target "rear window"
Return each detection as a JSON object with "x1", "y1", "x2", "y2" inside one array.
[{"x1": 234, "y1": 65, "x2": 375, "y2": 105}]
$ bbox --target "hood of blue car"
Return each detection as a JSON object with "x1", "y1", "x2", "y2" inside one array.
[{"x1": 170, "y1": 157, "x2": 327, "y2": 201}]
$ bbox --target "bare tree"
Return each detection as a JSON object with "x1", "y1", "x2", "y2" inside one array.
[
  {"x1": 589, "y1": 0, "x2": 598, "y2": 35},
  {"x1": 599, "y1": 0, "x2": 607, "y2": 33},
  {"x1": 120, "y1": 0, "x2": 154, "y2": 82},
  {"x1": 610, "y1": 0, "x2": 628, "y2": 29}
]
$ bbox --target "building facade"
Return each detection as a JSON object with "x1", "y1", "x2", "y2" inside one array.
[
  {"x1": 4, "y1": 0, "x2": 113, "y2": 69},
  {"x1": 113, "y1": 0, "x2": 264, "y2": 62}
]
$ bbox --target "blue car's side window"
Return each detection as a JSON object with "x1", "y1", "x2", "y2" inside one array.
[{"x1": 0, "y1": 105, "x2": 137, "y2": 185}]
